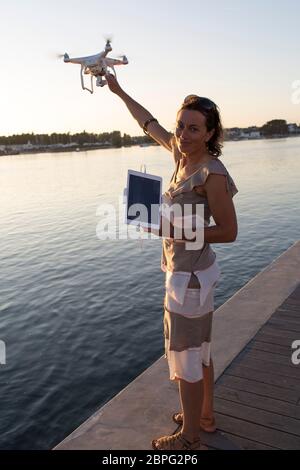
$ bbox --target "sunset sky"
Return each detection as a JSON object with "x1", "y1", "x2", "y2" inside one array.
[{"x1": 1, "y1": 0, "x2": 299, "y2": 136}]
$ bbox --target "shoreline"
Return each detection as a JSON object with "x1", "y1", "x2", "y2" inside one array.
[{"x1": 0, "y1": 134, "x2": 299, "y2": 158}]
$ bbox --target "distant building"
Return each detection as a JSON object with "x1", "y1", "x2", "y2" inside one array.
[
  {"x1": 240, "y1": 130, "x2": 261, "y2": 139},
  {"x1": 225, "y1": 128, "x2": 241, "y2": 140},
  {"x1": 225, "y1": 127, "x2": 261, "y2": 140},
  {"x1": 288, "y1": 123, "x2": 299, "y2": 133}
]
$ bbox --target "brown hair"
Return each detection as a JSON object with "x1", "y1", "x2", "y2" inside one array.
[{"x1": 180, "y1": 96, "x2": 224, "y2": 157}]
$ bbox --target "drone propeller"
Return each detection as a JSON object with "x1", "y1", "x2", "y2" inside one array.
[
  {"x1": 54, "y1": 51, "x2": 73, "y2": 59},
  {"x1": 103, "y1": 34, "x2": 113, "y2": 46},
  {"x1": 114, "y1": 53, "x2": 129, "y2": 63},
  {"x1": 47, "y1": 51, "x2": 69, "y2": 60}
]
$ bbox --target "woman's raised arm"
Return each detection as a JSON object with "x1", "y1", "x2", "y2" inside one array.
[{"x1": 105, "y1": 73, "x2": 173, "y2": 152}]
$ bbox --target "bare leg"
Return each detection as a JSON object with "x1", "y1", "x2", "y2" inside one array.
[
  {"x1": 179, "y1": 378, "x2": 203, "y2": 442},
  {"x1": 176, "y1": 359, "x2": 216, "y2": 429},
  {"x1": 201, "y1": 359, "x2": 216, "y2": 429}
]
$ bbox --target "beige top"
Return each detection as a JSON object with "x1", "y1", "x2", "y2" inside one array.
[{"x1": 161, "y1": 156, "x2": 238, "y2": 274}]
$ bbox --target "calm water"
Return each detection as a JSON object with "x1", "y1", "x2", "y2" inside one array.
[{"x1": 0, "y1": 137, "x2": 299, "y2": 449}]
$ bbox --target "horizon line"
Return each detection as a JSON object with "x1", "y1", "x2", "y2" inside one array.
[{"x1": 1, "y1": 119, "x2": 299, "y2": 138}]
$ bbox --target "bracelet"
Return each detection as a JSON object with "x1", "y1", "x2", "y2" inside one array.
[{"x1": 142, "y1": 118, "x2": 158, "y2": 135}]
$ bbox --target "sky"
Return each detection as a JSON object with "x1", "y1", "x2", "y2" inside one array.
[{"x1": 1, "y1": 0, "x2": 300, "y2": 136}]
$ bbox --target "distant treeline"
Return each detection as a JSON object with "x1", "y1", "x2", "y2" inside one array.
[
  {"x1": 260, "y1": 120, "x2": 291, "y2": 136},
  {"x1": 0, "y1": 131, "x2": 153, "y2": 147},
  {"x1": 225, "y1": 119, "x2": 297, "y2": 137},
  {"x1": 0, "y1": 119, "x2": 298, "y2": 147}
]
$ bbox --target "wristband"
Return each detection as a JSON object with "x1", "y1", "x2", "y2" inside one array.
[{"x1": 143, "y1": 118, "x2": 158, "y2": 135}]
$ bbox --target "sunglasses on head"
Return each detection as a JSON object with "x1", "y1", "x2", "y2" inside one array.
[{"x1": 183, "y1": 95, "x2": 217, "y2": 110}]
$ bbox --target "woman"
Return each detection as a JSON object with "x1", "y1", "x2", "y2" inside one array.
[{"x1": 105, "y1": 73, "x2": 238, "y2": 450}]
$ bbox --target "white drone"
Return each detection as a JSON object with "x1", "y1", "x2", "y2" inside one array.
[{"x1": 63, "y1": 40, "x2": 128, "y2": 93}]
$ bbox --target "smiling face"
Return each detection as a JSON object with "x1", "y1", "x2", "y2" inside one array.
[{"x1": 175, "y1": 109, "x2": 215, "y2": 156}]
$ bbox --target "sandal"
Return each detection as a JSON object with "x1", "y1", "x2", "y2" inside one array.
[
  {"x1": 172, "y1": 413, "x2": 217, "y2": 433},
  {"x1": 152, "y1": 431, "x2": 208, "y2": 450}
]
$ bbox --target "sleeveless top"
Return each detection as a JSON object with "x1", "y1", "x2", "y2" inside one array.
[{"x1": 160, "y1": 155, "x2": 238, "y2": 305}]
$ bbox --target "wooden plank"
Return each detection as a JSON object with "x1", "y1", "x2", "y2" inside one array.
[
  {"x1": 282, "y1": 298, "x2": 300, "y2": 306},
  {"x1": 230, "y1": 356, "x2": 300, "y2": 380},
  {"x1": 246, "y1": 340, "x2": 292, "y2": 357},
  {"x1": 198, "y1": 430, "x2": 242, "y2": 450},
  {"x1": 216, "y1": 374, "x2": 300, "y2": 404},
  {"x1": 273, "y1": 314, "x2": 300, "y2": 325},
  {"x1": 255, "y1": 332, "x2": 297, "y2": 347},
  {"x1": 214, "y1": 432, "x2": 277, "y2": 450},
  {"x1": 282, "y1": 304, "x2": 300, "y2": 311},
  {"x1": 281, "y1": 294, "x2": 300, "y2": 303},
  {"x1": 226, "y1": 363, "x2": 300, "y2": 392},
  {"x1": 276, "y1": 304, "x2": 300, "y2": 313},
  {"x1": 215, "y1": 384, "x2": 300, "y2": 420},
  {"x1": 256, "y1": 325, "x2": 297, "y2": 341},
  {"x1": 245, "y1": 349, "x2": 295, "y2": 367},
  {"x1": 214, "y1": 398, "x2": 300, "y2": 438},
  {"x1": 209, "y1": 284, "x2": 300, "y2": 450},
  {"x1": 287, "y1": 284, "x2": 300, "y2": 297},
  {"x1": 275, "y1": 311, "x2": 300, "y2": 322},
  {"x1": 271, "y1": 310, "x2": 300, "y2": 322},
  {"x1": 252, "y1": 353, "x2": 300, "y2": 376},
  {"x1": 288, "y1": 286, "x2": 300, "y2": 300},
  {"x1": 214, "y1": 412, "x2": 300, "y2": 449},
  {"x1": 272, "y1": 310, "x2": 300, "y2": 321},
  {"x1": 267, "y1": 318, "x2": 300, "y2": 333}
]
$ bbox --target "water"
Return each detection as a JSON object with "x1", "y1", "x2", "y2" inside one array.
[{"x1": 0, "y1": 137, "x2": 299, "y2": 449}]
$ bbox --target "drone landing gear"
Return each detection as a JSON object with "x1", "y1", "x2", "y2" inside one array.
[
  {"x1": 79, "y1": 65, "x2": 117, "y2": 92},
  {"x1": 80, "y1": 65, "x2": 94, "y2": 94}
]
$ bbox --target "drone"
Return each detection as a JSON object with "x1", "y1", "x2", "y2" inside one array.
[{"x1": 62, "y1": 40, "x2": 128, "y2": 93}]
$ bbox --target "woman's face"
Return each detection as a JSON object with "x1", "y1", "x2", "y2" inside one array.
[{"x1": 175, "y1": 109, "x2": 214, "y2": 155}]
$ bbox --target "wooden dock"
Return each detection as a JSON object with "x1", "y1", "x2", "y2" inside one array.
[
  {"x1": 190, "y1": 283, "x2": 300, "y2": 450},
  {"x1": 55, "y1": 241, "x2": 300, "y2": 451}
]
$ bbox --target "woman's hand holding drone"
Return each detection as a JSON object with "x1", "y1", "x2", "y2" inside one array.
[{"x1": 105, "y1": 73, "x2": 123, "y2": 96}]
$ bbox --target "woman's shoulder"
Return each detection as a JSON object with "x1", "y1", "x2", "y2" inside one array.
[
  {"x1": 203, "y1": 156, "x2": 228, "y2": 175},
  {"x1": 190, "y1": 157, "x2": 228, "y2": 186},
  {"x1": 194, "y1": 157, "x2": 238, "y2": 197},
  {"x1": 203, "y1": 157, "x2": 238, "y2": 197}
]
